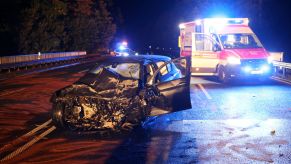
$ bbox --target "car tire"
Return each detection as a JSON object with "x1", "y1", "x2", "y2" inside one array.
[
  {"x1": 218, "y1": 66, "x2": 230, "y2": 83},
  {"x1": 51, "y1": 102, "x2": 66, "y2": 129},
  {"x1": 52, "y1": 103, "x2": 82, "y2": 131}
]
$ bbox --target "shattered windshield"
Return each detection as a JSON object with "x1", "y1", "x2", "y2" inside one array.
[
  {"x1": 219, "y1": 33, "x2": 263, "y2": 49},
  {"x1": 90, "y1": 63, "x2": 140, "y2": 79}
]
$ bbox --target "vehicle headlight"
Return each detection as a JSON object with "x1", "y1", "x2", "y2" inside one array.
[
  {"x1": 123, "y1": 52, "x2": 129, "y2": 56},
  {"x1": 243, "y1": 66, "x2": 252, "y2": 72},
  {"x1": 267, "y1": 56, "x2": 273, "y2": 64},
  {"x1": 261, "y1": 65, "x2": 270, "y2": 72},
  {"x1": 227, "y1": 56, "x2": 241, "y2": 64}
]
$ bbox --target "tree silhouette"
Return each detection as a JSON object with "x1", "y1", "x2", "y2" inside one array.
[{"x1": 18, "y1": 0, "x2": 116, "y2": 54}]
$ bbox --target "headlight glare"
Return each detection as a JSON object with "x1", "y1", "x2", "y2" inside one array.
[
  {"x1": 243, "y1": 66, "x2": 252, "y2": 72},
  {"x1": 261, "y1": 65, "x2": 270, "y2": 72},
  {"x1": 227, "y1": 56, "x2": 241, "y2": 64}
]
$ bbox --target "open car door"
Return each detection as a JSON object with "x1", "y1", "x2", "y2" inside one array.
[{"x1": 149, "y1": 56, "x2": 191, "y2": 116}]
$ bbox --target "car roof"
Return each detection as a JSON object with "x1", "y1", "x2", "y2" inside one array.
[{"x1": 98, "y1": 55, "x2": 171, "y2": 65}]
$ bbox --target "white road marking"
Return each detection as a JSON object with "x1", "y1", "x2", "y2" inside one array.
[
  {"x1": 271, "y1": 76, "x2": 291, "y2": 85},
  {"x1": 1, "y1": 126, "x2": 56, "y2": 162},
  {"x1": 25, "y1": 119, "x2": 53, "y2": 137},
  {"x1": 0, "y1": 119, "x2": 55, "y2": 162},
  {"x1": 78, "y1": 69, "x2": 89, "y2": 74},
  {"x1": 0, "y1": 88, "x2": 26, "y2": 97},
  {"x1": 197, "y1": 84, "x2": 212, "y2": 100}
]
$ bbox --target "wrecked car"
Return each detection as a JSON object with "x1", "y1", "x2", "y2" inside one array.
[{"x1": 51, "y1": 55, "x2": 191, "y2": 131}]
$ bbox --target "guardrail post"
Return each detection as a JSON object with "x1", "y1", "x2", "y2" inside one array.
[{"x1": 282, "y1": 68, "x2": 286, "y2": 78}]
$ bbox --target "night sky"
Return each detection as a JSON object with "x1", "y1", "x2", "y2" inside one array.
[
  {"x1": 114, "y1": 0, "x2": 291, "y2": 61},
  {"x1": 1, "y1": 0, "x2": 291, "y2": 61}
]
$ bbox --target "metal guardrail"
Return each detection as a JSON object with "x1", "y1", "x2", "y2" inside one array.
[
  {"x1": 0, "y1": 51, "x2": 86, "y2": 65},
  {"x1": 0, "y1": 51, "x2": 87, "y2": 72},
  {"x1": 273, "y1": 61, "x2": 291, "y2": 80}
]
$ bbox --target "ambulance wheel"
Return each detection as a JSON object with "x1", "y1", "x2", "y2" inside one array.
[{"x1": 218, "y1": 66, "x2": 230, "y2": 83}]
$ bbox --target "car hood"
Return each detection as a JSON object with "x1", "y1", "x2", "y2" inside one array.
[
  {"x1": 52, "y1": 68, "x2": 140, "y2": 101},
  {"x1": 224, "y1": 48, "x2": 269, "y2": 59}
]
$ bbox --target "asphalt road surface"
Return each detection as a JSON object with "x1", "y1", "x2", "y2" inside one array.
[{"x1": 0, "y1": 61, "x2": 290, "y2": 163}]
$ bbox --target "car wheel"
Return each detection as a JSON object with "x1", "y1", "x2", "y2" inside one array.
[
  {"x1": 51, "y1": 102, "x2": 66, "y2": 129},
  {"x1": 52, "y1": 102, "x2": 80, "y2": 131},
  {"x1": 218, "y1": 66, "x2": 230, "y2": 83}
]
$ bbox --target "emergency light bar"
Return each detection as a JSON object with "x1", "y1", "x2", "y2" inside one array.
[
  {"x1": 201, "y1": 18, "x2": 249, "y2": 26},
  {"x1": 179, "y1": 18, "x2": 249, "y2": 30}
]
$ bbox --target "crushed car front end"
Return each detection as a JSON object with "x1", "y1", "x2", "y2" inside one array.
[{"x1": 51, "y1": 61, "x2": 152, "y2": 131}]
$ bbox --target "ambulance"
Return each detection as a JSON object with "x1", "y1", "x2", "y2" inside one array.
[{"x1": 179, "y1": 18, "x2": 273, "y2": 82}]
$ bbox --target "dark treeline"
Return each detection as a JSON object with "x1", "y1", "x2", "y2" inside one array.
[{"x1": 0, "y1": 0, "x2": 116, "y2": 55}]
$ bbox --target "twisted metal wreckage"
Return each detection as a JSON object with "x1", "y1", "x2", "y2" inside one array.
[{"x1": 51, "y1": 67, "x2": 164, "y2": 131}]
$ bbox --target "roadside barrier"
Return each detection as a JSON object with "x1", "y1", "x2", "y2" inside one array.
[
  {"x1": 273, "y1": 61, "x2": 291, "y2": 82},
  {"x1": 0, "y1": 51, "x2": 86, "y2": 72}
]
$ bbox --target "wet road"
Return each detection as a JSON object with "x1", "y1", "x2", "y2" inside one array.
[
  {"x1": 0, "y1": 62, "x2": 290, "y2": 163},
  {"x1": 149, "y1": 78, "x2": 291, "y2": 163}
]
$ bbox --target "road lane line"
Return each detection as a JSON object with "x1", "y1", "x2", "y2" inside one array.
[
  {"x1": 1, "y1": 126, "x2": 56, "y2": 162},
  {"x1": 0, "y1": 119, "x2": 52, "y2": 154},
  {"x1": 78, "y1": 69, "x2": 89, "y2": 74},
  {"x1": 197, "y1": 84, "x2": 212, "y2": 100},
  {"x1": 24, "y1": 119, "x2": 52, "y2": 137},
  {"x1": 0, "y1": 88, "x2": 26, "y2": 97},
  {"x1": 271, "y1": 76, "x2": 291, "y2": 85}
]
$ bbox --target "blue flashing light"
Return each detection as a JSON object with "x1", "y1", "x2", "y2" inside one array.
[
  {"x1": 234, "y1": 19, "x2": 242, "y2": 23},
  {"x1": 119, "y1": 45, "x2": 126, "y2": 50},
  {"x1": 243, "y1": 65, "x2": 270, "y2": 75},
  {"x1": 228, "y1": 20, "x2": 244, "y2": 24}
]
